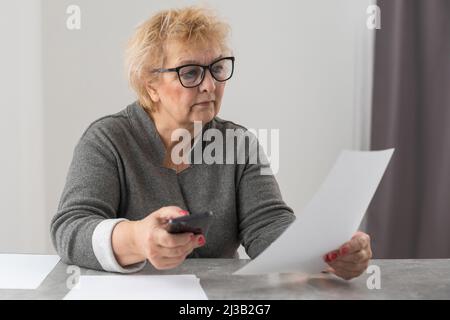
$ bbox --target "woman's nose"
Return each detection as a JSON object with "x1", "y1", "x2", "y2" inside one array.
[{"x1": 199, "y1": 70, "x2": 216, "y2": 93}]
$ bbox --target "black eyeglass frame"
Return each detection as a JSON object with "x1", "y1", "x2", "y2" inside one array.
[{"x1": 152, "y1": 56, "x2": 235, "y2": 88}]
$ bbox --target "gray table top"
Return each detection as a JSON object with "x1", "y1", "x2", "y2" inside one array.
[{"x1": 1, "y1": 259, "x2": 449, "y2": 300}]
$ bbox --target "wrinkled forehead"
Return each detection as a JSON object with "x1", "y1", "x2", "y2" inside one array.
[{"x1": 163, "y1": 39, "x2": 228, "y2": 67}]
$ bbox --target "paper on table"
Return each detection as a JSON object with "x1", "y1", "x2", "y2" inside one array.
[
  {"x1": 235, "y1": 149, "x2": 394, "y2": 275},
  {"x1": 0, "y1": 254, "x2": 60, "y2": 289},
  {"x1": 63, "y1": 275, "x2": 208, "y2": 300}
]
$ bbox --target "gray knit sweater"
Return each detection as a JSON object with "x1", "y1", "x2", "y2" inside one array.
[{"x1": 50, "y1": 101, "x2": 295, "y2": 273}]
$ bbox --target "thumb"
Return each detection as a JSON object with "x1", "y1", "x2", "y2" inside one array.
[
  {"x1": 155, "y1": 206, "x2": 189, "y2": 222},
  {"x1": 352, "y1": 231, "x2": 366, "y2": 239}
]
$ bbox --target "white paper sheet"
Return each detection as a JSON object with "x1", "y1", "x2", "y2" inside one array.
[
  {"x1": 0, "y1": 254, "x2": 60, "y2": 289},
  {"x1": 235, "y1": 149, "x2": 394, "y2": 275},
  {"x1": 63, "y1": 275, "x2": 208, "y2": 300}
]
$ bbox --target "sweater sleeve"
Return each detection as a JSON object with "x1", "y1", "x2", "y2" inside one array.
[
  {"x1": 50, "y1": 124, "x2": 145, "y2": 272},
  {"x1": 236, "y1": 133, "x2": 296, "y2": 259}
]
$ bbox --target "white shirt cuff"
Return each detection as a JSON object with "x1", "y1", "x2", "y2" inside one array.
[{"x1": 92, "y1": 218, "x2": 146, "y2": 273}]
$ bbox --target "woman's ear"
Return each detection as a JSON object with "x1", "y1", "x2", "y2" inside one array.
[{"x1": 146, "y1": 81, "x2": 160, "y2": 103}]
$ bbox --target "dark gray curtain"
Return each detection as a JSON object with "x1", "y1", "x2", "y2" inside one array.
[{"x1": 366, "y1": 0, "x2": 450, "y2": 258}]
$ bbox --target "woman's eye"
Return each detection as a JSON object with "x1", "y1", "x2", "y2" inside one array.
[
  {"x1": 212, "y1": 65, "x2": 224, "y2": 74},
  {"x1": 180, "y1": 68, "x2": 199, "y2": 79}
]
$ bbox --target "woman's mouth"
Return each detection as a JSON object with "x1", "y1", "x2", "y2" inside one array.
[{"x1": 193, "y1": 101, "x2": 214, "y2": 107}]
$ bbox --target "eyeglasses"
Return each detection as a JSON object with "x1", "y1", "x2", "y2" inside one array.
[{"x1": 152, "y1": 56, "x2": 235, "y2": 88}]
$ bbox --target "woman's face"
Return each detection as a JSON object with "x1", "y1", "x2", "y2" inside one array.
[{"x1": 147, "y1": 41, "x2": 227, "y2": 128}]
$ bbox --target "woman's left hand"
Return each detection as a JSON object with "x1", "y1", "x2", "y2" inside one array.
[{"x1": 323, "y1": 231, "x2": 372, "y2": 280}]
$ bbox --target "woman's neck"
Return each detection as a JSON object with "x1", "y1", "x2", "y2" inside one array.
[{"x1": 147, "y1": 109, "x2": 199, "y2": 151}]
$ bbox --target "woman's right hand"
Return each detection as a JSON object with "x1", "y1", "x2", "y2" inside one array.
[
  {"x1": 133, "y1": 206, "x2": 205, "y2": 269},
  {"x1": 112, "y1": 206, "x2": 205, "y2": 270}
]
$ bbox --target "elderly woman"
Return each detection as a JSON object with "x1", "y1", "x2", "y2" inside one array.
[{"x1": 51, "y1": 6, "x2": 371, "y2": 280}]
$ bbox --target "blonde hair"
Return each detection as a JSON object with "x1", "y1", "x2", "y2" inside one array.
[{"x1": 125, "y1": 6, "x2": 231, "y2": 113}]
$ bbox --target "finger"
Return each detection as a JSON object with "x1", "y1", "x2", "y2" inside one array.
[
  {"x1": 323, "y1": 232, "x2": 371, "y2": 261},
  {"x1": 156, "y1": 228, "x2": 194, "y2": 248},
  {"x1": 324, "y1": 247, "x2": 371, "y2": 266},
  {"x1": 329, "y1": 259, "x2": 369, "y2": 273},
  {"x1": 339, "y1": 248, "x2": 372, "y2": 263},
  {"x1": 155, "y1": 206, "x2": 189, "y2": 223},
  {"x1": 193, "y1": 234, "x2": 206, "y2": 248},
  {"x1": 323, "y1": 251, "x2": 340, "y2": 263},
  {"x1": 352, "y1": 231, "x2": 367, "y2": 240},
  {"x1": 158, "y1": 234, "x2": 204, "y2": 258},
  {"x1": 159, "y1": 242, "x2": 195, "y2": 258},
  {"x1": 327, "y1": 261, "x2": 363, "y2": 280},
  {"x1": 152, "y1": 256, "x2": 186, "y2": 270},
  {"x1": 339, "y1": 233, "x2": 370, "y2": 256}
]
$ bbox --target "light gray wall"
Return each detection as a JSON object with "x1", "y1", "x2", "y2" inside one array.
[
  {"x1": 0, "y1": 0, "x2": 47, "y2": 253},
  {"x1": 1, "y1": 0, "x2": 374, "y2": 254}
]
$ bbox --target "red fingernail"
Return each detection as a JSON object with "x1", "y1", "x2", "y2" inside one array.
[
  {"x1": 198, "y1": 236, "x2": 205, "y2": 246},
  {"x1": 331, "y1": 253, "x2": 338, "y2": 261},
  {"x1": 180, "y1": 210, "x2": 189, "y2": 215},
  {"x1": 324, "y1": 255, "x2": 331, "y2": 263},
  {"x1": 341, "y1": 246, "x2": 349, "y2": 256}
]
